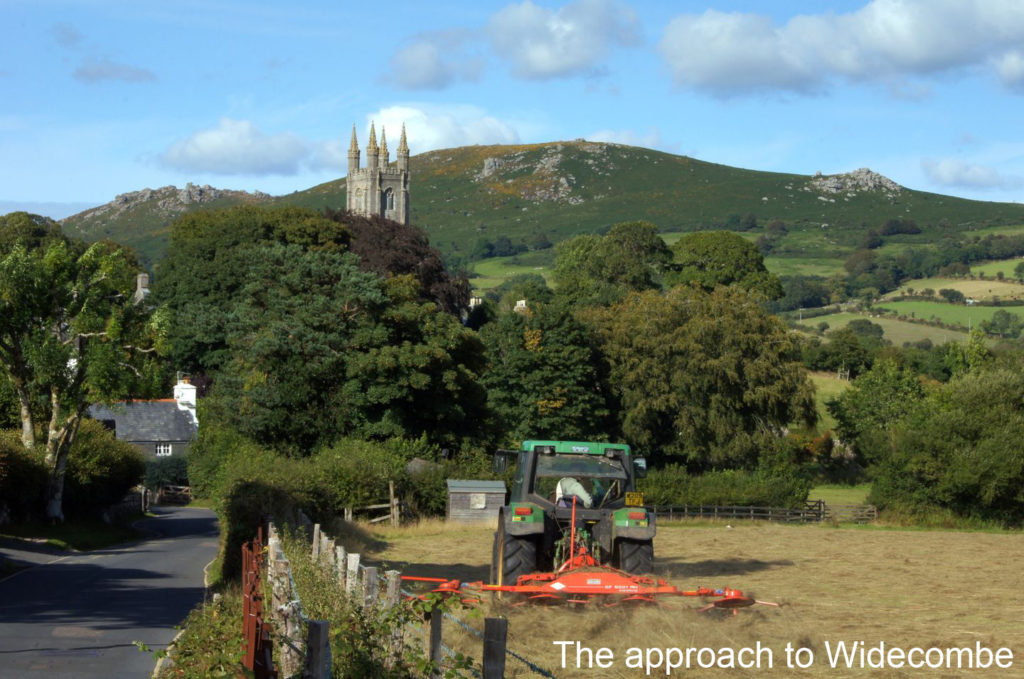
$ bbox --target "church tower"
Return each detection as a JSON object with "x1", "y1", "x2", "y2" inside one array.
[{"x1": 346, "y1": 122, "x2": 410, "y2": 225}]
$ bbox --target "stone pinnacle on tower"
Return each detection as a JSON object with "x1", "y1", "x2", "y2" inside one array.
[
  {"x1": 365, "y1": 122, "x2": 379, "y2": 169},
  {"x1": 397, "y1": 123, "x2": 409, "y2": 171},
  {"x1": 367, "y1": 122, "x2": 378, "y2": 151},
  {"x1": 379, "y1": 127, "x2": 389, "y2": 169},
  {"x1": 347, "y1": 124, "x2": 360, "y2": 175}
]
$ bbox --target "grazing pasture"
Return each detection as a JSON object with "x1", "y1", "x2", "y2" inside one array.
[
  {"x1": 878, "y1": 300, "x2": 1024, "y2": 327},
  {"x1": 369, "y1": 521, "x2": 1023, "y2": 678},
  {"x1": 804, "y1": 312, "x2": 971, "y2": 346}
]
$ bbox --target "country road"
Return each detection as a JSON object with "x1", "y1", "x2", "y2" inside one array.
[{"x1": 0, "y1": 506, "x2": 219, "y2": 678}]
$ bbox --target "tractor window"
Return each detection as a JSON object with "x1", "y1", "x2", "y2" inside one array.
[{"x1": 532, "y1": 454, "x2": 628, "y2": 506}]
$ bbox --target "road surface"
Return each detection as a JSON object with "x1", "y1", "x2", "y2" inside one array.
[{"x1": 0, "y1": 506, "x2": 219, "y2": 678}]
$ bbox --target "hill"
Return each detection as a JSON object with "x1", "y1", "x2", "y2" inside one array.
[
  {"x1": 61, "y1": 183, "x2": 273, "y2": 267},
  {"x1": 60, "y1": 141, "x2": 1024, "y2": 267}
]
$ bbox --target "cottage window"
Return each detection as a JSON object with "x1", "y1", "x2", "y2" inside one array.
[{"x1": 156, "y1": 443, "x2": 172, "y2": 457}]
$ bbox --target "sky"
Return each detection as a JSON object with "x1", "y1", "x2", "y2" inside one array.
[{"x1": 2, "y1": 0, "x2": 1023, "y2": 219}]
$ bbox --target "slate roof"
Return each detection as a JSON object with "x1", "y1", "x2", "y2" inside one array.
[{"x1": 87, "y1": 400, "x2": 197, "y2": 442}]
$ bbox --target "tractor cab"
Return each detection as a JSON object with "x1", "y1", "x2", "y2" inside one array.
[{"x1": 491, "y1": 440, "x2": 655, "y2": 582}]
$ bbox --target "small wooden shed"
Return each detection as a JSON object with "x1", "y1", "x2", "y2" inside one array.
[{"x1": 446, "y1": 480, "x2": 506, "y2": 522}]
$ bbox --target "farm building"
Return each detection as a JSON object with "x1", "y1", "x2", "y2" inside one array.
[
  {"x1": 446, "y1": 480, "x2": 506, "y2": 522},
  {"x1": 87, "y1": 377, "x2": 198, "y2": 459}
]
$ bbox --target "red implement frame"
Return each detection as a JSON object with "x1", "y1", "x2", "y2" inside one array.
[{"x1": 402, "y1": 498, "x2": 778, "y2": 612}]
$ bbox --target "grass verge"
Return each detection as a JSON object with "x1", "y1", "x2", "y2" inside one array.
[
  {"x1": 155, "y1": 585, "x2": 244, "y2": 679},
  {"x1": 0, "y1": 515, "x2": 147, "y2": 551}
]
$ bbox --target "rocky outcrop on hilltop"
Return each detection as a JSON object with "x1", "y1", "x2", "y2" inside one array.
[
  {"x1": 807, "y1": 168, "x2": 903, "y2": 199},
  {"x1": 474, "y1": 142, "x2": 616, "y2": 205},
  {"x1": 67, "y1": 183, "x2": 270, "y2": 223}
]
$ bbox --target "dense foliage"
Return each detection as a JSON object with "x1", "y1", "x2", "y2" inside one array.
[
  {"x1": 870, "y1": 368, "x2": 1024, "y2": 523},
  {"x1": 584, "y1": 285, "x2": 817, "y2": 469},
  {"x1": 0, "y1": 212, "x2": 155, "y2": 520},
  {"x1": 480, "y1": 300, "x2": 612, "y2": 441}
]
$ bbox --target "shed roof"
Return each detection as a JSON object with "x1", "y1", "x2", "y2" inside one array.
[
  {"x1": 88, "y1": 401, "x2": 197, "y2": 442},
  {"x1": 446, "y1": 479, "x2": 506, "y2": 493}
]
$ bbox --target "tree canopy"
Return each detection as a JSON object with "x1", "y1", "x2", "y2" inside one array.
[
  {"x1": 480, "y1": 300, "x2": 612, "y2": 442},
  {"x1": 666, "y1": 230, "x2": 783, "y2": 299},
  {"x1": 552, "y1": 221, "x2": 672, "y2": 306},
  {"x1": 0, "y1": 224, "x2": 154, "y2": 520},
  {"x1": 584, "y1": 285, "x2": 816, "y2": 469}
]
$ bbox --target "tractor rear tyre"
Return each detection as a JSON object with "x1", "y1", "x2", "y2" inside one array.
[
  {"x1": 615, "y1": 538, "x2": 653, "y2": 575},
  {"x1": 491, "y1": 527, "x2": 537, "y2": 586}
]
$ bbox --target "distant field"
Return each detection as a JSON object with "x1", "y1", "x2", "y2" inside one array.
[
  {"x1": 471, "y1": 251, "x2": 554, "y2": 291},
  {"x1": 971, "y1": 258, "x2": 1024, "y2": 279},
  {"x1": 764, "y1": 256, "x2": 846, "y2": 277},
  {"x1": 806, "y1": 371, "x2": 849, "y2": 432},
  {"x1": 808, "y1": 311, "x2": 971, "y2": 345},
  {"x1": 808, "y1": 483, "x2": 871, "y2": 505},
  {"x1": 890, "y1": 277, "x2": 1024, "y2": 302},
  {"x1": 369, "y1": 521, "x2": 1023, "y2": 678},
  {"x1": 967, "y1": 223, "x2": 1024, "y2": 238},
  {"x1": 878, "y1": 300, "x2": 1024, "y2": 327}
]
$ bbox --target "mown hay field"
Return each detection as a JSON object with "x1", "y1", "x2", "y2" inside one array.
[{"x1": 367, "y1": 521, "x2": 1023, "y2": 678}]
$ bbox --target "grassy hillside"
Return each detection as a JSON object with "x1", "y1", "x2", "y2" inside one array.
[{"x1": 61, "y1": 141, "x2": 1024, "y2": 268}]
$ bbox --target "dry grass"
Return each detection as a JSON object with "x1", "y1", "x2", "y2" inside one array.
[{"x1": 362, "y1": 521, "x2": 1024, "y2": 677}]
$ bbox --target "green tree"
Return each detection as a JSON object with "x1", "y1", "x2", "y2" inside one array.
[
  {"x1": 585, "y1": 285, "x2": 816, "y2": 469},
  {"x1": 155, "y1": 206, "x2": 350, "y2": 374},
  {"x1": 871, "y1": 368, "x2": 1024, "y2": 524},
  {"x1": 981, "y1": 309, "x2": 1023, "y2": 338},
  {"x1": 827, "y1": 359, "x2": 926, "y2": 465},
  {"x1": 938, "y1": 288, "x2": 966, "y2": 304},
  {"x1": 666, "y1": 231, "x2": 783, "y2": 299},
  {"x1": 216, "y1": 245, "x2": 489, "y2": 453},
  {"x1": 480, "y1": 301, "x2": 611, "y2": 441},
  {"x1": 0, "y1": 225, "x2": 153, "y2": 520},
  {"x1": 944, "y1": 326, "x2": 991, "y2": 377},
  {"x1": 552, "y1": 221, "x2": 671, "y2": 306}
]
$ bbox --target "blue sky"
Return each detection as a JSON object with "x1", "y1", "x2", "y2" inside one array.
[{"x1": 2, "y1": 0, "x2": 1023, "y2": 219}]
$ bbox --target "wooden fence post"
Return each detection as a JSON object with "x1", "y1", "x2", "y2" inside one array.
[
  {"x1": 305, "y1": 620, "x2": 330, "y2": 679},
  {"x1": 346, "y1": 553, "x2": 361, "y2": 597},
  {"x1": 385, "y1": 570, "x2": 403, "y2": 669},
  {"x1": 335, "y1": 545, "x2": 347, "y2": 590},
  {"x1": 363, "y1": 566, "x2": 379, "y2": 610},
  {"x1": 483, "y1": 617, "x2": 508, "y2": 679},
  {"x1": 311, "y1": 524, "x2": 321, "y2": 561},
  {"x1": 323, "y1": 537, "x2": 336, "y2": 570},
  {"x1": 389, "y1": 480, "x2": 399, "y2": 527}
]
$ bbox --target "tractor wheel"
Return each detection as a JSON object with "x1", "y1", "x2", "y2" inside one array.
[
  {"x1": 615, "y1": 538, "x2": 654, "y2": 575},
  {"x1": 491, "y1": 527, "x2": 537, "y2": 586}
]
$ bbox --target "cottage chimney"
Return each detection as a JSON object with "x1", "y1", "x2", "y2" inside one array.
[{"x1": 173, "y1": 375, "x2": 198, "y2": 426}]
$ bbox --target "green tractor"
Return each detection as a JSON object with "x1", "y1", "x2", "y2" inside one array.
[{"x1": 491, "y1": 440, "x2": 655, "y2": 586}]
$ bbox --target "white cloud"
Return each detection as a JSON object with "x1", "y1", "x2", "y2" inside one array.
[
  {"x1": 384, "y1": 33, "x2": 482, "y2": 90},
  {"x1": 994, "y1": 49, "x2": 1024, "y2": 90},
  {"x1": 161, "y1": 118, "x2": 308, "y2": 175},
  {"x1": 74, "y1": 57, "x2": 156, "y2": 84},
  {"x1": 360, "y1": 105, "x2": 521, "y2": 154},
  {"x1": 488, "y1": 0, "x2": 640, "y2": 79},
  {"x1": 922, "y1": 158, "x2": 1022, "y2": 190},
  {"x1": 658, "y1": 0, "x2": 1024, "y2": 97}
]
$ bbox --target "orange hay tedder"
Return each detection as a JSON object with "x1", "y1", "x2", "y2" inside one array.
[{"x1": 403, "y1": 495, "x2": 778, "y2": 613}]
